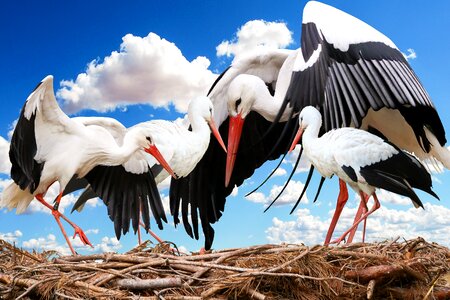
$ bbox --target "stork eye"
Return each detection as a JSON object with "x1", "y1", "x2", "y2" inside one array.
[
  {"x1": 235, "y1": 99, "x2": 242, "y2": 111},
  {"x1": 146, "y1": 136, "x2": 152, "y2": 142}
]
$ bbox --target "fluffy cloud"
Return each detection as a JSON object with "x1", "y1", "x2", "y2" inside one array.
[
  {"x1": 273, "y1": 167, "x2": 287, "y2": 177},
  {"x1": 21, "y1": 234, "x2": 122, "y2": 255},
  {"x1": 57, "y1": 32, "x2": 217, "y2": 113},
  {"x1": 0, "y1": 230, "x2": 23, "y2": 244},
  {"x1": 22, "y1": 234, "x2": 72, "y2": 255},
  {"x1": 0, "y1": 136, "x2": 11, "y2": 174},
  {"x1": 93, "y1": 236, "x2": 122, "y2": 253},
  {"x1": 285, "y1": 145, "x2": 312, "y2": 173},
  {"x1": 216, "y1": 20, "x2": 293, "y2": 59},
  {"x1": 245, "y1": 180, "x2": 309, "y2": 207},
  {"x1": 24, "y1": 183, "x2": 100, "y2": 215},
  {"x1": 266, "y1": 198, "x2": 450, "y2": 247},
  {"x1": 402, "y1": 48, "x2": 417, "y2": 60}
]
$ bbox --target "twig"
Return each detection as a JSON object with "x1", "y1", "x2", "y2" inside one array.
[
  {"x1": 247, "y1": 287, "x2": 266, "y2": 300},
  {"x1": 366, "y1": 279, "x2": 376, "y2": 299},
  {"x1": 423, "y1": 270, "x2": 442, "y2": 300},
  {"x1": 116, "y1": 277, "x2": 182, "y2": 290},
  {"x1": 268, "y1": 248, "x2": 312, "y2": 272}
]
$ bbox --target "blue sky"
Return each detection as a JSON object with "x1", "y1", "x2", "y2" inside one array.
[{"x1": 0, "y1": 1, "x2": 449, "y2": 254}]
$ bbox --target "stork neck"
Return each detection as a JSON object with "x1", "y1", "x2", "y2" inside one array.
[
  {"x1": 252, "y1": 89, "x2": 293, "y2": 122},
  {"x1": 106, "y1": 130, "x2": 142, "y2": 164},
  {"x1": 189, "y1": 114, "x2": 210, "y2": 136},
  {"x1": 302, "y1": 121, "x2": 322, "y2": 147}
]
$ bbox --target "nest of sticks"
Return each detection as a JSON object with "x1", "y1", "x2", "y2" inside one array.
[{"x1": 0, "y1": 237, "x2": 449, "y2": 299}]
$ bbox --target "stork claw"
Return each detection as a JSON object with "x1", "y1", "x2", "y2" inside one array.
[{"x1": 73, "y1": 226, "x2": 93, "y2": 248}]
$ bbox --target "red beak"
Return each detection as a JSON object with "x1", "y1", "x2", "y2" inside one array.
[
  {"x1": 289, "y1": 127, "x2": 304, "y2": 152},
  {"x1": 225, "y1": 114, "x2": 245, "y2": 187},
  {"x1": 145, "y1": 145, "x2": 178, "y2": 179},
  {"x1": 208, "y1": 119, "x2": 227, "y2": 153}
]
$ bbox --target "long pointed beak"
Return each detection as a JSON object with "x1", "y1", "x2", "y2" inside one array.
[
  {"x1": 225, "y1": 114, "x2": 245, "y2": 187},
  {"x1": 145, "y1": 145, "x2": 178, "y2": 179},
  {"x1": 289, "y1": 128, "x2": 304, "y2": 152},
  {"x1": 208, "y1": 119, "x2": 227, "y2": 153}
]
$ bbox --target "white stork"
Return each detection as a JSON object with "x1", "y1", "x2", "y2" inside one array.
[
  {"x1": 171, "y1": 1, "x2": 449, "y2": 250},
  {"x1": 289, "y1": 106, "x2": 439, "y2": 243},
  {"x1": 0, "y1": 75, "x2": 176, "y2": 255},
  {"x1": 68, "y1": 96, "x2": 227, "y2": 243},
  {"x1": 223, "y1": 1, "x2": 449, "y2": 245}
]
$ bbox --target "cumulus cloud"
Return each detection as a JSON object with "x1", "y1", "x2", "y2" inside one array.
[
  {"x1": 93, "y1": 236, "x2": 122, "y2": 253},
  {"x1": 402, "y1": 48, "x2": 417, "y2": 60},
  {"x1": 22, "y1": 234, "x2": 72, "y2": 255},
  {"x1": 57, "y1": 32, "x2": 217, "y2": 114},
  {"x1": 25, "y1": 183, "x2": 99, "y2": 215},
  {"x1": 0, "y1": 136, "x2": 11, "y2": 174},
  {"x1": 246, "y1": 192, "x2": 267, "y2": 204},
  {"x1": 244, "y1": 180, "x2": 309, "y2": 207},
  {"x1": 0, "y1": 230, "x2": 23, "y2": 244},
  {"x1": 285, "y1": 145, "x2": 311, "y2": 173},
  {"x1": 273, "y1": 167, "x2": 287, "y2": 177},
  {"x1": 21, "y1": 233, "x2": 122, "y2": 255},
  {"x1": 266, "y1": 199, "x2": 450, "y2": 247},
  {"x1": 216, "y1": 20, "x2": 293, "y2": 59}
]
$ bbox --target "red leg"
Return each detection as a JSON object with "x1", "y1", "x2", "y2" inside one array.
[
  {"x1": 324, "y1": 179, "x2": 348, "y2": 245},
  {"x1": 331, "y1": 192, "x2": 381, "y2": 245},
  {"x1": 137, "y1": 224, "x2": 142, "y2": 245},
  {"x1": 139, "y1": 221, "x2": 164, "y2": 244},
  {"x1": 347, "y1": 192, "x2": 369, "y2": 243},
  {"x1": 35, "y1": 194, "x2": 76, "y2": 255},
  {"x1": 35, "y1": 193, "x2": 92, "y2": 252}
]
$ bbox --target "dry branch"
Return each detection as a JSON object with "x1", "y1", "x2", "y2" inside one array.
[{"x1": 0, "y1": 237, "x2": 448, "y2": 299}]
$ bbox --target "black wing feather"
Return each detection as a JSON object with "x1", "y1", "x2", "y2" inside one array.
[
  {"x1": 170, "y1": 112, "x2": 296, "y2": 250},
  {"x1": 84, "y1": 165, "x2": 166, "y2": 239}
]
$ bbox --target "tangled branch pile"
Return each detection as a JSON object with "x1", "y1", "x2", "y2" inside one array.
[{"x1": 0, "y1": 237, "x2": 449, "y2": 299}]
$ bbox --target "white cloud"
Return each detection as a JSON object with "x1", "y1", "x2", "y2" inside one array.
[
  {"x1": 266, "y1": 209, "x2": 329, "y2": 245},
  {"x1": 266, "y1": 198, "x2": 450, "y2": 247},
  {"x1": 57, "y1": 32, "x2": 217, "y2": 114},
  {"x1": 216, "y1": 20, "x2": 293, "y2": 59},
  {"x1": 0, "y1": 230, "x2": 23, "y2": 244},
  {"x1": 268, "y1": 180, "x2": 309, "y2": 206},
  {"x1": 24, "y1": 183, "x2": 99, "y2": 215},
  {"x1": 21, "y1": 233, "x2": 122, "y2": 255},
  {"x1": 377, "y1": 189, "x2": 411, "y2": 206},
  {"x1": 93, "y1": 236, "x2": 122, "y2": 253},
  {"x1": 244, "y1": 180, "x2": 309, "y2": 207},
  {"x1": 273, "y1": 167, "x2": 287, "y2": 177},
  {"x1": 402, "y1": 48, "x2": 417, "y2": 60},
  {"x1": 22, "y1": 234, "x2": 72, "y2": 255},
  {"x1": 0, "y1": 136, "x2": 11, "y2": 174},
  {"x1": 285, "y1": 145, "x2": 312, "y2": 173},
  {"x1": 245, "y1": 192, "x2": 266, "y2": 204},
  {"x1": 85, "y1": 228, "x2": 99, "y2": 234}
]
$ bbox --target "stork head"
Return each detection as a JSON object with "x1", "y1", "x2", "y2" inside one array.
[
  {"x1": 289, "y1": 106, "x2": 322, "y2": 152},
  {"x1": 188, "y1": 96, "x2": 227, "y2": 153},
  {"x1": 129, "y1": 128, "x2": 177, "y2": 179},
  {"x1": 225, "y1": 74, "x2": 268, "y2": 187}
]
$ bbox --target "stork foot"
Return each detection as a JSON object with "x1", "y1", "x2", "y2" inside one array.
[
  {"x1": 331, "y1": 193, "x2": 380, "y2": 245},
  {"x1": 73, "y1": 225, "x2": 93, "y2": 247}
]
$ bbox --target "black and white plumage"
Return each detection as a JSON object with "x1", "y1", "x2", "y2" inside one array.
[
  {"x1": 283, "y1": 1, "x2": 448, "y2": 165},
  {"x1": 0, "y1": 76, "x2": 175, "y2": 253},
  {"x1": 291, "y1": 106, "x2": 439, "y2": 241},
  {"x1": 174, "y1": 1, "x2": 449, "y2": 250},
  {"x1": 223, "y1": 1, "x2": 449, "y2": 244},
  {"x1": 70, "y1": 96, "x2": 227, "y2": 240},
  {"x1": 170, "y1": 49, "x2": 297, "y2": 250}
]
